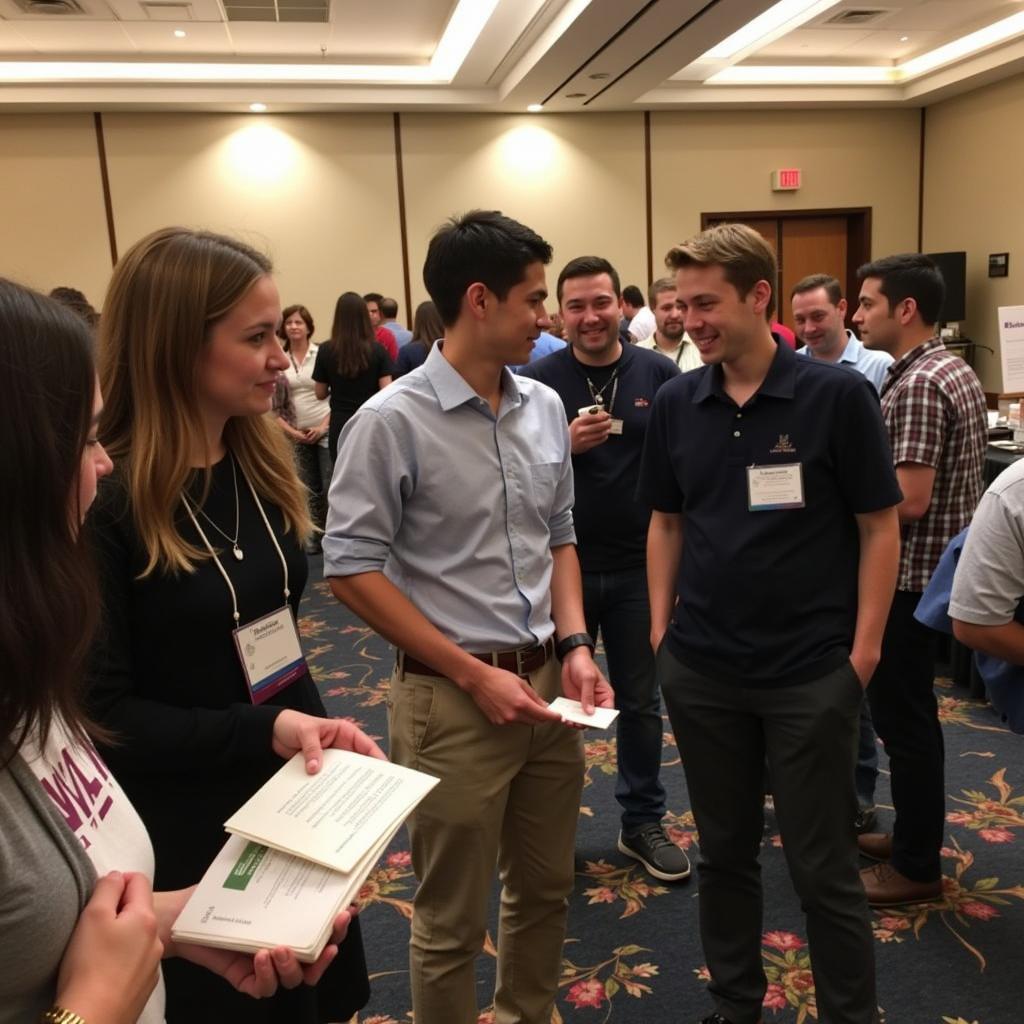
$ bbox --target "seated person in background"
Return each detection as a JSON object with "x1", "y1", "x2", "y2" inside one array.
[
  {"x1": 634, "y1": 277, "x2": 700, "y2": 371},
  {"x1": 394, "y1": 300, "x2": 444, "y2": 378}
]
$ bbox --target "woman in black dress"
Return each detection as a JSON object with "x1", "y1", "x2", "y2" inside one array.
[
  {"x1": 312, "y1": 292, "x2": 392, "y2": 461},
  {"x1": 88, "y1": 227, "x2": 383, "y2": 1023}
]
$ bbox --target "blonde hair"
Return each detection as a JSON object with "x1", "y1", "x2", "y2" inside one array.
[
  {"x1": 97, "y1": 227, "x2": 311, "y2": 576},
  {"x1": 665, "y1": 223, "x2": 777, "y2": 322}
]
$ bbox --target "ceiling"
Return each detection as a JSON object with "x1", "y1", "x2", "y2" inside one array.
[{"x1": 2, "y1": 0, "x2": 1024, "y2": 112}]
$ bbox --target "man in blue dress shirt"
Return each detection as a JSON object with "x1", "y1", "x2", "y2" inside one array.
[{"x1": 324, "y1": 210, "x2": 613, "y2": 1024}]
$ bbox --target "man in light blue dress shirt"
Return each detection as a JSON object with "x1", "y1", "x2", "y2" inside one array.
[
  {"x1": 380, "y1": 296, "x2": 413, "y2": 347},
  {"x1": 792, "y1": 273, "x2": 895, "y2": 836},
  {"x1": 324, "y1": 210, "x2": 613, "y2": 1024}
]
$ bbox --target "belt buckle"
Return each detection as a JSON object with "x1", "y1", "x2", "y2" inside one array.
[{"x1": 515, "y1": 646, "x2": 528, "y2": 677}]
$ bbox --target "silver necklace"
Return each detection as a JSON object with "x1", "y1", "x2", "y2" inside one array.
[{"x1": 187, "y1": 454, "x2": 244, "y2": 561}]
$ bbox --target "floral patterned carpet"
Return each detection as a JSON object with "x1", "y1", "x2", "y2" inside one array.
[{"x1": 301, "y1": 564, "x2": 1023, "y2": 1024}]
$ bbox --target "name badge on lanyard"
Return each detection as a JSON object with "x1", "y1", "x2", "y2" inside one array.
[
  {"x1": 183, "y1": 457, "x2": 309, "y2": 705},
  {"x1": 233, "y1": 606, "x2": 307, "y2": 705},
  {"x1": 747, "y1": 463, "x2": 805, "y2": 511}
]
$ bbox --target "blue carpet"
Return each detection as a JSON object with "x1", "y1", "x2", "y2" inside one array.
[{"x1": 301, "y1": 564, "x2": 1023, "y2": 1023}]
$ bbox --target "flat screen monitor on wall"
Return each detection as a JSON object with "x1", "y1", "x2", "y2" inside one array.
[{"x1": 926, "y1": 251, "x2": 966, "y2": 324}]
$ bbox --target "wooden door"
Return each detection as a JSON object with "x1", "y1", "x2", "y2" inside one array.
[{"x1": 779, "y1": 217, "x2": 848, "y2": 330}]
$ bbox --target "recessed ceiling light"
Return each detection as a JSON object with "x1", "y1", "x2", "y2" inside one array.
[
  {"x1": 173, "y1": 29, "x2": 186, "y2": 38},
  {"x1": 249, "y1": 102, "x2": 267, "y2": 113},
  {"x1": 900, "y1": 35, "x2": 909, "y2": 42},
  {"x1": 526, "y1": 103, "x2": 543, "y2": 112}
]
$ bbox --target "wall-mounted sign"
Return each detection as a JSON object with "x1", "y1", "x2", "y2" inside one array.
[
  {"x1": 771, "y1": 168, "x2": 801, "y2": 191},
  {"x1": 990, "y1": 253, "x2": 1009, "y2": 278},
  {"x1": 999, "y1": 305, "x2": 1024, "y2": 391}
]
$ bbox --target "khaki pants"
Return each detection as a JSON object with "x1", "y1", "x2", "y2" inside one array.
[{"x1": 388, "y1": 657, "x2": 584, "y2": 1024}]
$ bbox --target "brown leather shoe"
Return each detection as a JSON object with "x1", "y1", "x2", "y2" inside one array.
[
  {"x1": 860, "y1": 862, "x2": 942, "y2": 906},
  {"x1": 857, "y1": 831, "x2": 893, "y2": 861}
]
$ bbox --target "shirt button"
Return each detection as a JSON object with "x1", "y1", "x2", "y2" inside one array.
[
  {"x1": 736, "y1": 412, "x2": 742, "y2": 419},
  {"x1": 733, "y1": 430, "x2": 741, "y2": 438}
]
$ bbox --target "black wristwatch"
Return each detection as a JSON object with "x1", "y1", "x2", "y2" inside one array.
[{"x1": 556, "y1": 632, "x2": 595, "y2": 661}]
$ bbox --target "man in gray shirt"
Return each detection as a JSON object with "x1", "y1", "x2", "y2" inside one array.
[{"x1": 324, "y1": 210, "x2": 613, "y2": 1024}]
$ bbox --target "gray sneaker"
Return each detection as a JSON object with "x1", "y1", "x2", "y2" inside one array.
[{"x1": 617, "y1": 823, "x2": 691, "y2": 882}]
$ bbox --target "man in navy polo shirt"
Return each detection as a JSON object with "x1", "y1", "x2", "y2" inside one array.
[
  {"x1": 638, "y1": 224, "x2": 901, "y2": 1024},
  {"x1": 519, "y1": 255, "x2": 688, "y2": 881}
]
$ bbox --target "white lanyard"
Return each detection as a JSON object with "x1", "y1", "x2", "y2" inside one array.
[{"x1": 181, "y1": 464, "x2": 291, "y2": 625}]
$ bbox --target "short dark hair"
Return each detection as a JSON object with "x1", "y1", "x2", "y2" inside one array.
[
  {"x1": 423, "y1": 210, "x2": 553, "y2": 326},
  {"x1": 362, "y1": 292, "x2": 383, "y2": 306},
  {"x1": 856, "y1": 253, "x2": 945, "y2": 326},
  {"x1": 556, "y1": 256, "x2": 621, "y2": 303},
  {"x1": 49, "y1": 285, "x2": 99, "y2": 328},
  {"x1": 380, "y1": 296, "x2": 399, "y2": 319},
  {"x1": 622, "y1": 285, "x2": 645, "y2": 308},
  {"x1": 791, "y1": 273, "x2": 843, "y2": 304},
  {"x1": 667, "y1": 223, "x2": 778, "y2": 322},
  {"x1": 277, "y1": 303, "x2": 314, "y2": 348},
  {"x1": 0, "y1": 279, "x2": 106, "y2": 758}
]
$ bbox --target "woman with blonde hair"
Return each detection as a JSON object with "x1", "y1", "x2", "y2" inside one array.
[{"x1": 88, "y1": 227, "x2": 380, "y2": 1022}]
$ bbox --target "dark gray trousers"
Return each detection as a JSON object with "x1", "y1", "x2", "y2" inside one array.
[{"x1": 659, "y1": 646, "x2": 877, "y2": 1024}]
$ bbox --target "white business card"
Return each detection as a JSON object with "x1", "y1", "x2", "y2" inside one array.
[{"x1": 549, "y1": 697, "x2": 619, "y2": 729}]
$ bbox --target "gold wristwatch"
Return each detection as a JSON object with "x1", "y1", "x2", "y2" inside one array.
[{"x1": 40, "y1": 1007, "x2": 87, "y2": 1024}]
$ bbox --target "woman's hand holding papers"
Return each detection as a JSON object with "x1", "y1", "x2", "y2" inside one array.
[
  {"x1": 272, "y1": 710, "x2": 386, "y2": 774},
  {"x1": 158, "y1": 889, "x2": 354, "y2": 996}
]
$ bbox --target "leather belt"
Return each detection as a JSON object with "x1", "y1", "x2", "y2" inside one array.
[{"x1": 399, "y1": 637, "x2": 554, "y2": 680}]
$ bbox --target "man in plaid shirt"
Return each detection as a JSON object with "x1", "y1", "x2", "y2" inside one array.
[{"x1": 852, "y1": 253, "x2": 987, "y2": 905}]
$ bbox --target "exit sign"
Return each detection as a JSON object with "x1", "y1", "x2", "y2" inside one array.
[{"x1": 772, "y1": 168, "x2": 802, "y2": 191}]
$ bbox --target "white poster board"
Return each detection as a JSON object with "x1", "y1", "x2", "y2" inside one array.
[{"x1": 999, "y1": 306, "x2": 1024, "y2": 392}]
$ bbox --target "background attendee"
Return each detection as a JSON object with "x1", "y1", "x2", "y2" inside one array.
[
  {"x1": 791, "y1": 272, "x2": 894, "y2": 832},
  {"x1": 854, "y1": 253, "x2": 988, "y2": 906},
  {"x1": 89, "y1": 227, "x2": 383, "y2": 1023},
  {"x1": 275, "y1": 303, "x2": 331, "y2": 552},
  {"x1": 393, "y1": 299, "x2": 443, "y2": 378},
  {"x1": 507, "y1": 325, "x2": 565, "y2": 372},
  {"x1": 621, "y1": 285, "x2": 645, "y2": 328},
  {"x1": 379, "y1": 296, "x2": 412, "y2": 348},
  {"x1": 363, "y1": 291, "x2": 399, "y2": 361},
  {"x1": 634, "y1": 276, "x2": 700, "y2": 371},
  {"x1": 519, "y1": 255, "x2": 686, "y2": 881},
  {"x1": 0, "y1": 278, "x2": 350, "y2": 1024},
  {"x1": 49, "y1": 285, "x2": 99, "y2": 329},
  {"x1": 325, "y1": 210, "x2": 612, "y2": 1024},
  {"x1": 792, "y1": 273, "x2": 893, "y2": 394},
  {"x1": 626, "y1": 285, "x2": 656, "y2": 343},
  {"x1": 640, "y1": 223, "x2": 901, "y2": 1024},
  {"x1": 313, "y1": 291, "x2": 393, "y2": 461}
]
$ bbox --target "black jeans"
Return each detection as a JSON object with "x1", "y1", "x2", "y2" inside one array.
[
  {"x1": 660, "y1": 646, "x2": 876, "y2": 1024},
  {"x1": 292, "y1": 440, "x2": 332, "y2": 536},
  {"x1": 581, "y1": 566, "x2": 666, "y2": 830},
  {"x1": 867, "y1": 589, "x2": 943, "y2": 882}
]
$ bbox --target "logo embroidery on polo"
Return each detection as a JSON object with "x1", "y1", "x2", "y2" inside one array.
[
  {"x1": 634, "y1": 397, "x2": 650, "y2": 408},
  {"x1": 770, "y1": 434, "x2": 796, "y2": 454}
]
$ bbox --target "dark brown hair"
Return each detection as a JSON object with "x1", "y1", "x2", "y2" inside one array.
[
  {"x1": 277, "y1": 303, "x2": 315, "y2": 349},
  {"x1": 0, "y1": 278, "x2": 105, "y2": 757},
  {"x1": 330, "y1": 291, "x2": 377, "y2": 377},
  {"x1": 411, "y1": 300, "x2": 444, "y2": 353},
  {"x1": 791, "y1": 273, "x2": 843, "y2": 304}
]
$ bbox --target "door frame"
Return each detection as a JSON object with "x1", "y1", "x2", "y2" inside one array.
[{"x1": 699, "y1": 207, "x2": 872, "y2": 322}]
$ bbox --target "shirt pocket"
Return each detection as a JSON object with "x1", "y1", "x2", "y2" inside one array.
[{"x1": 529, "y1": 461, "x2": 562, "y2": 519}]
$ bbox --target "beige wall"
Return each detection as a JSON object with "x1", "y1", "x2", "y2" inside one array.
[
  {"x1": 0, "y1": 114, "x2": 111, "y2": 303},
  {"x1": 923, "y1": 74, "x2": 1024, "y2": 393},
  {"x1": 101, "y1": 113, "x2": 404, "y2": 338},
  {"x1": 649, "y1": 109, "x2": 922, "y2": 272},
  {"x1": 400, "y1": 113, "x2": 649, "y2": 310}
]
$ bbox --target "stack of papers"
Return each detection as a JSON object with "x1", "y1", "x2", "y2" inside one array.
[{"x1": 172, "y1": 750, "x2": 438, "y2": 962}]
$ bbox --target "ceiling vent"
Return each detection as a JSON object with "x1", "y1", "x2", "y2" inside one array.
[
  {"x1": 223, "y1": 0, "x2": 328, "y2": 22},
  {"x1": 141, "y1": 1, "x2": 193, "y2": 20},
  {"x1": 824, "y1": 8, "x2": 891, "y2": 26},
  {"x1": 14, "y1": 0, "x2": 86, "y2": 13}
]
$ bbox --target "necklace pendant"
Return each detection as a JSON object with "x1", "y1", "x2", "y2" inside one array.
[
  {"x1": 594, "y1": 394, "x2": 604, "y2": 406},
  {"x1": 233, "y1": 545, "x2": 245, "y2": 562}
]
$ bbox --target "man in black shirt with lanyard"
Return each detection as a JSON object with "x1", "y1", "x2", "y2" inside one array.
[{"x1": 519, "y1": 256, "x2": 688, "y2": 880}]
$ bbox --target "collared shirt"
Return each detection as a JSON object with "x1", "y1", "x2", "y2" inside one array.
[
  {"x1": 637, "y1": 340, "x2": 902, "y2": 686},
  {"x1": 518, "y1": 342, "x2": 679, "y2": 571},
  {"x1": 323, "y1": 342, "x2": 575, "y2": 650},
  {"x1": 627, "y1": 306, "x2": 656, "y2": 343},
  {"x1": 383, "y1": 319, "x2": 413, "y2": 348},
  {"x1": 508, "y1": 331, "x2": 566, "y2": 372},
  {"x1": 635, "y1": 332, "x2": 702, "y2": 372},
  {"x1": 798, "y1": 330, "x2": 894, "y2": 394},
  {"x1": 881, "y1": 337, "x2": 987, "y2": 593},
  {"x1": 282, "y1": 343, "x2": 330, "y2": 433}
]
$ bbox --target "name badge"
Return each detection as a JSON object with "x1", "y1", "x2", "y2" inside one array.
[
  {"x1": 233, "y1": 606, "x2": 308, "y2": 705},
  {"x1": 576, "y1": 406, "x2": 623, "y2": 435},
  {"x1": 747, "y1": 463, "x2": 805, "y2": 511},
  {"x1": 608, "y1": 418, "x2": 624, "y2": 435}
]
